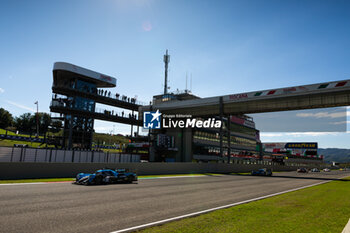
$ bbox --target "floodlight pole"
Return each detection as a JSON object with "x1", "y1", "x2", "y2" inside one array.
[
  {"x1": 34, "y1": 101, "x2": 39, "y2": 137},
  {"x1": 163, "y1": 50, "x2": 170, "y2": 95}
]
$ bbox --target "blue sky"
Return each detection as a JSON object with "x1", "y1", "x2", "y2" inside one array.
[{"x1": 0, "y1": 0, "x2": 350, "y2": 148}]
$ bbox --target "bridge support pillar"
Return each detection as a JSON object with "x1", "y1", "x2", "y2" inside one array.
[
  {"x1": 68, "y1": 115, "x2": 73, "y2": 149},
  {"x1": 227, "y1": 114, "x2": 231, "y2": 163},
  {"x1": 219, "y1": 97, "x2": 223, "y2": 161}
]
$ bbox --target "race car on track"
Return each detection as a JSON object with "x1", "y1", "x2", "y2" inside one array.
[
  {"x1": 74, "y1": 168, "x2": 137, "y2": 185},
  {"x1": 297, "y1": 168, "x2": 308, "y2": 173},
  {"x1": 251, "y1": 168, "x2": 273, "y2": 176}
]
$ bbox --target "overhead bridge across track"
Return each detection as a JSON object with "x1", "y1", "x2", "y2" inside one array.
[{"x1": 141, "y1": 79, "x2": 350, "y2": 116}]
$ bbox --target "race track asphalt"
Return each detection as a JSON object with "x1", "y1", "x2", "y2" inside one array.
[{"x1": 0, "y1": 170, "x2": 349, "y2": 233}]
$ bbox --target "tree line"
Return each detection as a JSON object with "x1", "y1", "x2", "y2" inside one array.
[{"x1": 0, "y1": 107, "x2": 62, "y2": 135}]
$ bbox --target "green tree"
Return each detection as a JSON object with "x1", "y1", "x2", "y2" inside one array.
[
  {"x1": 15, "y1": 112, "x2": 53, "y2": 135},
  {"x1": 50, "y1": 120, "x2": 63, "y2": 134},
  {"x1": 38, "y1": 113, "x2": 51, "y2": 134},
  {"x1": 0, "y1": 108, "x2": 13, "y2": 129},
  {"x1": 14, "y1": 113, "x2": 33, "y2": 133}
]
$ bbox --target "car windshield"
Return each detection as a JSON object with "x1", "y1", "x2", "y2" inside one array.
[{"x1": 104, "y1": 171, "x2": 115, "y2": 176}]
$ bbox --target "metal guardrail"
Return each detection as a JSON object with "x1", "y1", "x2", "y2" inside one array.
[
  {"x1": 0, "y1": 147, "x2": 140, "y2": 163},
  {"x1": 0, "y1": 134, "x2": 44, "y2": 143}
]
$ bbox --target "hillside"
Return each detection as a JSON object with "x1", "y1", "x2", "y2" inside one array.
[
  {"x1": 318, "y1": 148, "x2": 350, "y2": 163},
  {"x1": 0, "y1": 128, "x2": 130, "y2": 148}
]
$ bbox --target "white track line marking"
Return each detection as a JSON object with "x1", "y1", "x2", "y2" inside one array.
[
  {"x1": 342, "y1": 218, "x2": 350, "y2": 233},
  {"x1": 140, "y1": 175, "x2": 218, "y2": 179},
  {"x1": 110, "y1": 176, "x2": 349, "y2": 233}
]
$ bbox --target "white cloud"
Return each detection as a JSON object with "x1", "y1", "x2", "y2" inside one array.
[
  {"x1": 260, "y1": 133, "x2": 285, "y2": 137},
  {"x1": 5, "y1": 100, "x2": 35, "y2": 112},
  {"x1": 296, "y1": 111, "x2": 346, "y2": 119},
  {"x1": 286, "y1": 132, "x2": 341, "y2": 137},
  {"x1": 142, "y1": 21, "x2": 152, "y2": 31},
  {"x1": 0, "y1": 88, "x2": 4, "y2": 93},
  {"x1": 329, "y1": 121, "x2": 350, "y2": 125},
  {"x1": 94, "y1": 126, "x2": 113, "y2": 132}
]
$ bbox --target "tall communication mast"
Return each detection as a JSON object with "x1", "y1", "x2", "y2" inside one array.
[{"x1": 163, "y1": 50, "x2": 170, "y2": 95}]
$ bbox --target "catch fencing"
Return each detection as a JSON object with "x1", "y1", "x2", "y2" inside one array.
[{"x1": 0, "y1": 147, "x2": 140, "y2": 163}]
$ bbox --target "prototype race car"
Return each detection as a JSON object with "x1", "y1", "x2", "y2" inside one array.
[
  {"x1": 297, "y1": 168, "x2": 308, "y2": 173},
  {"x1": 74, "y1": 168, "x2": 137, "y2": 185},
  {"x1": 251, "y1": 168, "x2": 273, "y2": 176}
]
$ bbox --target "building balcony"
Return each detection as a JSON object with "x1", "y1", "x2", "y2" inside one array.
[
  {"x1": 52, "y1": 84, "x2": 145, "y2": 111},
  {"x1": 50, "y1": 100, "x2": 142, "y2": 126}
]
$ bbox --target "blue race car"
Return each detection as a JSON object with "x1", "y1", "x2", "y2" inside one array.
[
  {"x1": 251, "y1": 168, "x2": 273, "y2": 176},
  {"x1": 74, "y1": 168, "x2": 138, "y2": 185}
]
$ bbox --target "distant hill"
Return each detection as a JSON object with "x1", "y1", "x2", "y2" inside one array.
[{"x1": 318, "y1": 148, "x2": 350, "y2": 163}]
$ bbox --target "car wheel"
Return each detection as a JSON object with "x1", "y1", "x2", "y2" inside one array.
[
  {"x1": 127, "y1": 176, "x2": 134, "y2": 183},
  {"x1": 83, "y1": 180, "x2": 90, "y2": 186},
  {"x1": 94, "y1": 175, "x2": 103, "y2": 185}
]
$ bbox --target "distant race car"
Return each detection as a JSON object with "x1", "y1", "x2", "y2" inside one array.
[
  {"x1": 297, "y1": 168, "x2": 308, "y2": 173},
  {"x1": 74, "y1": 168, "x2": 137, "y2": 185},
  {"x1": 310, "y1": 168, "x2": 320, "y2": 172},
  {"x1": 251, "y1": 168, "x2": 272, "y2": 176},
  {"x1": 323, "y1": 168, "x2": 331, "y2": 172}
]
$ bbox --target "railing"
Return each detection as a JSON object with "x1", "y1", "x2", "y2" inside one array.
[
  {"x1": 0, "y1": 147, "x2": 140, "y2": 163},
  {"x1": 50, "y1": 100, "x2": 139, "y2": 120},
  {"x1": 53, "y1": 85, "x2": 147, "y2": 106}
]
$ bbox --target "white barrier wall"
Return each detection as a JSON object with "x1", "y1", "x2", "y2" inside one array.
[
  {"x1": 0, "y1": 147, "x2": 140, "y2": 164},
  {"x1": 0, "y1": 147, "x2": 12, "y2": 162},
  {"x1": 36, "y1": 149, "x2": 47, "y2": 162}
]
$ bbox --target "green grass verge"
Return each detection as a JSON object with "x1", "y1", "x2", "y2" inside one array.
[
  {"x1": 0, "y1": 128, "x2": 44, "y2": 138},
  {"x1": 0, "y1": 139, "x2": 56, "y2": 148},
  {"x1": 0, "y1": 128, "x2": 129, "y2": 149},
  {"x1": 0, "y1": 139, "x2": 42, "y2": 148},
  {"x1": 138, "y1": 177, "x2": 350, "y2": 233}
]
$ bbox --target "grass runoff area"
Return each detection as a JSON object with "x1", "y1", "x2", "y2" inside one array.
[{"x1": 138, "y1": 177, "x2": 350, "y2": 233}]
